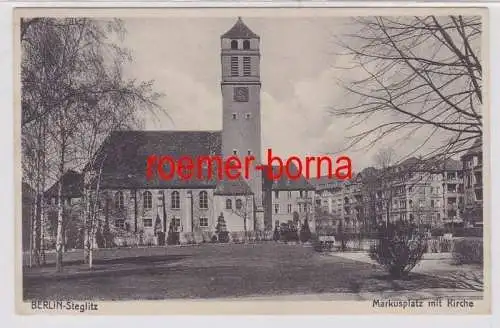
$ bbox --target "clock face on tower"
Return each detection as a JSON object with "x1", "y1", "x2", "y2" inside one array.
[{"x1": 233, "y1": 87, "x2": 249, "y2": 102}]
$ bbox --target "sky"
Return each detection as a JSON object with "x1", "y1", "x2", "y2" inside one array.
[{"x1": 117, "y1": 16, "x2": 451, "y2": 175}]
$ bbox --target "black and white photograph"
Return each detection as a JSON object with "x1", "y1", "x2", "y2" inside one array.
[{"x1": 15, "y1": 7, "x2": 489, "y2": 314}]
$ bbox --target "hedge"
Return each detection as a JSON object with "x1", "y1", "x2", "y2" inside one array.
[{"x1": 452, "y1": 238, "x2": 483, "y2": 265}]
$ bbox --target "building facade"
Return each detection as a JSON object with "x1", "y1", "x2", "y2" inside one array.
[
  {"x1": 221, "y1": 17, "x2": 265, "y2": 229},
  {"x1": 312, "y1": 157, "x2": 467, "y2": 232},
  {"x1": 35, "y1": 18, "x2": 316, "y2": 249},
  {"x1": 461, "y1": 138, "x2": 483, "y2": 227}
]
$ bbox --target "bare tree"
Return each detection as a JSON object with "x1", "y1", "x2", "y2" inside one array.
[
  {"x1": 334, "y1": 16, "x2": 482, "y2": 162},
  {"x1": 373, "y1": 147, "x2": 397, "y2": 224},
  {"x1": 22, "y1": 118, "x2": 49, "y2": 267},
  {"x1": 230, "y1": 196, "x2": 253, "y2": 241},
  {"x1": 21, "y1": 18, "x2": 164, "y2": 272}
]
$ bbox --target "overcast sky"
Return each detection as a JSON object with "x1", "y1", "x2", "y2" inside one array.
[{"x1": 119, "y1": 16, "x2": 449, "y2": 175}]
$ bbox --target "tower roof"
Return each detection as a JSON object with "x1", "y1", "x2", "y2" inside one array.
[{"x1": 221, "y1": 17, "x2": 259, "y2": 39}]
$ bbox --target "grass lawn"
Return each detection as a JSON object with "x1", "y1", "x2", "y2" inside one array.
[{"x1": 22, "y1": 243, "x2": 482, "y2": 300}]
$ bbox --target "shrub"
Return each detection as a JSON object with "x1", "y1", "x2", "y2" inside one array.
[
  {"x1": 183, "y1": 233, "x2": 195, "y2": 244},
  {"x1": 201, "y1": 231, "x2": 213, "y2": 243},
  {"x1": 247, "y1": 231, "x2": 256, "y2": 242},
  {"x1": 166, "y1": 220, "x2": 180, "y2": 245},
  {"x1": 273, "y1": 226, "x2": 280, "y2": 242},
  {"x1": 215, "y1": 213, "x2": 229, "y2": 243},
  {"x1": 218, "y1": 231, "x2": 229, "y2": 243},
  {"x1": 431, "y1": 228, "x2": 445, "y2": 237},
  {"x1": 452, "y1": 238, "x2": 483, "y2": 265},
  {"x1": 95, "y1": 228, "x2": 105, "y2": 248},
  {"x1": 193, "y1": 231, "x2": 203, "y2": 244},
  {"x1": 300, "y1": 218, "x2": 312, "y2": 242},
  {"x1": 231, "y1": 232, "x2": 241, "y2": 243},
  {"x1": 369, "y1": 221, "x2": 428, "y2": 278},
  {"x1": 313, "y1": 236, "x2": 335, "y2": 252},
  {"x1": 279, "y1": 223, "x2": 288, "y2": 242},
  {"x1": 280, "y1": 221, "x2": 299, "y2": 242},
  {"x1": 263, "y1": 230, "x2": 274, "y2": 241}
]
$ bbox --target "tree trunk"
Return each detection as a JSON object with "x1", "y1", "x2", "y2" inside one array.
[
  {"x1": 243, "y1": 214, "x2": 247, "y2": 241},
  {"x1": 30, "y1": 119, "x2": 46, "y2": 267},
  {"x1": 32, "y1": 193, "x2": 42, "y2": 267},
  {"x1": 55, "y1": 138, "x2": 66, "y2": 273},
  {"x1": 134, "y1": 190, "x2": 138, "y2": 233},
  {"x1": 39, "y1": 121, "x2": 47, "y2": 265},
  {"x1": 40, "y1": 196, "x2": 46, "y2": 265},
  {"x1": 83, "y1": 186, "x2": 91, "y2": 264},
  {"x1": 55, "y1": 180, "x2": 64, "y2": 272},
  {"x1": 29, "y1": 201, "x2": 34, "y2": 268},
  {"x1": 89, "y1": 165, "x2": 104, "y2": 269},
  {"x1": 83, "y1": 177, "x2": 89, "y2": 263}
]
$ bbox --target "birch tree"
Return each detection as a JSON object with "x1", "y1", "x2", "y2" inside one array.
[{"x1": 21, "y1": 18, "x2": 164, "y2": 272}]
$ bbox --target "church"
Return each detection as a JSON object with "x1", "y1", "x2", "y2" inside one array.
[{"x1": 44, "y1": 18, "x2": 315, "y2": 246}]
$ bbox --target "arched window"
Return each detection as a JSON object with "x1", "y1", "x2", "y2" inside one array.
[
  {"x1": 231, "y1": 40, "x2": 238, "y2": 49},
  {"x1": 226, "y1": 199, "x2": 232, "y2": 209},
  {"x1": 243, "y1": 40, "x2": 250, "y2": 50},
  {"x1": 143, "y1": 191, "x2": 152, "y2": 209},
  {"x1": 236, "y1": 199, "x2": 243, "y2": 210},
  {"x1": 199, "y1": 191, "x2": 208, "y2": 209},
  {"x1": 171, "y1": 191, "x2": 180, "y2": 209},
  {"x1": 114, "y1": 191, "x2": 124, "y2": 210}
]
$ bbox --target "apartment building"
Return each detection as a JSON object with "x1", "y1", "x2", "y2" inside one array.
[
  {"x1": 263, "y1": 165, "x2": 316, "y2": 231},
  {"x1": 461, "y1": 138, "x2": 483, "y2": 227},
  {"x1": 311, "y1": 157, "x2": 466, "y2": 230},
  {"x1": 310, "y1": 173, "x2": 365, "y2": 232}
]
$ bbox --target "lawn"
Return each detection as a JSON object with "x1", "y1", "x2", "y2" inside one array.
[{"x1": 22, "y1": 243, "x2": 482, "y2": 300}]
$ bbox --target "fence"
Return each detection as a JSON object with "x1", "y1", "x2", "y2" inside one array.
[{"x1": 314, "y1": 235, "x2": 481, "y2": 254}]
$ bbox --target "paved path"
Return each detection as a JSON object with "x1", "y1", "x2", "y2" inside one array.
[{"x1": 332, "y1": 252, "x2": 483, "y2": 292}]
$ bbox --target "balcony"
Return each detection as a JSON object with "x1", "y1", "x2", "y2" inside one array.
[
  {"x1": 442, "y1": 218, "x2": 464, "y2": 224},
  {"x1": 352, "y1": 188, "x2": 362, "y2": 195},
  {"x1": 296, "y1": 197, "x2": 313, "y2": 204},
  {"x1": 445, "y1": 178, "x2": 463, "y2": 184}
]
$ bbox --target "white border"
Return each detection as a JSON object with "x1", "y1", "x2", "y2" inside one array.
[{"x1": 1, "y1": 1, "x2": 497, "y2": 327}]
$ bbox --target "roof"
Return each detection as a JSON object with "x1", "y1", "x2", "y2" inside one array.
[
  {"x1": 45, "y1": 170, "x2": 83, "y2": 198},
  {"x1": 262, "y1": 165, "x2": 315, "y2": 191},
  {"x1": 308, "y1": 176, "x2": 345, "y2": 190},
  {"x1": 214, "y1": 177, "x2": 253, "y2": 196},
  {"x1": 221, "y1": 17, "x2": 259, "y2": 39},
  {"x1": 90, "y1": 130, "x2": 222, "y2": 189}
]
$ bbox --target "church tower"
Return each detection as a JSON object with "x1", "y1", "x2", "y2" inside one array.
[{"x1": 221, "y1": 17, "x2": 264, "y2": 229}]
